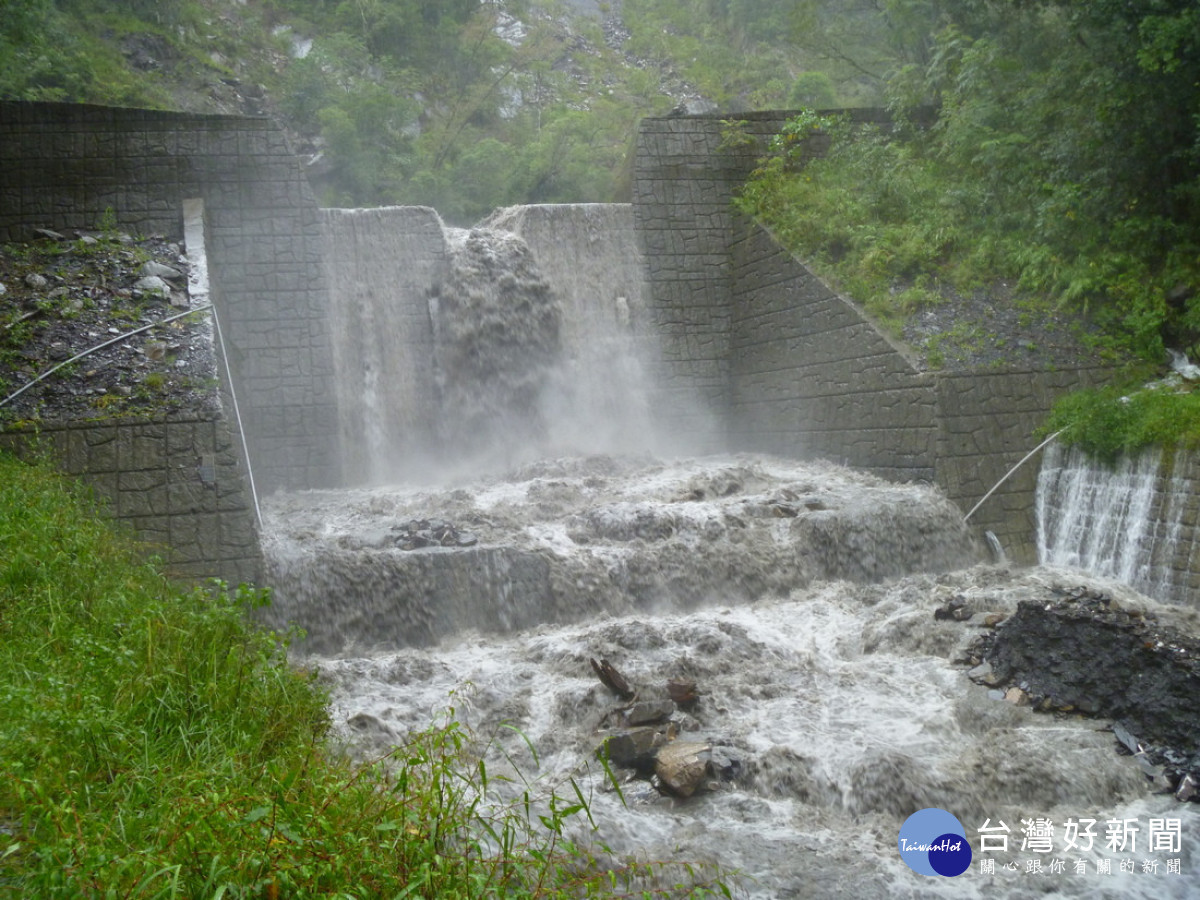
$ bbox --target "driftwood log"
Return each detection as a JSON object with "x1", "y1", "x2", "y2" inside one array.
[{"x1": 590, "y1": 657, "x2": 634, "y2": 699}]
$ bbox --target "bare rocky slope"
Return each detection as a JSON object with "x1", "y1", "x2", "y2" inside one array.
[{"x1": 0, "y1": 229, "x2": 218, "y2": 426}]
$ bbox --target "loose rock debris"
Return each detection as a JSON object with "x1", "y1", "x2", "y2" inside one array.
[
  {"x1": 958, "y1": 583, "x2": 1200, "y2": 802},
  {"x1": 0, "y1": 229, "x2": 217, "y2": 424}
]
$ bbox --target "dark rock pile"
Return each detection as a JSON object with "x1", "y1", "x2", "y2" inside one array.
[
  {"x1": 392, "y1": 518, "x2": 479, "y2": 550},
  {"x1": 900, "y1": 281, "x2": 1111, "y2": 372},
  {"x1": 0, "y1": 229, "x2": 218, "y2": 425},
  {"x1": 964, "y1": 585, "x2": 1200, "y2": 802}
]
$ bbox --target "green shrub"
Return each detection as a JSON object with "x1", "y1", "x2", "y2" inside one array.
[
  {"x1": 1041, "y1": 382, "x2": 1200, "y2": 464},
  {"x1": 787, "y1": 71, "x2": 837, "y2": 109}
]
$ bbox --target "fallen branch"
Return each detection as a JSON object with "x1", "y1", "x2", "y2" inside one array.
[{"x1": 590, "y1": 657, "x2": 634, "y2": 700}]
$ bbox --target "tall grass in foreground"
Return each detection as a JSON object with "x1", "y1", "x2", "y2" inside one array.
[{"x1": 0, "y1": 451, "x2": 731, "y2": 899}]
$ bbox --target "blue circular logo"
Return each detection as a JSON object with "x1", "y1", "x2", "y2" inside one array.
[{"x1": 898, "y1": 808, "x2": 972, "y2": 876}]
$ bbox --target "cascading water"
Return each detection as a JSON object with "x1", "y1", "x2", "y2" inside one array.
[
  {"x1": 322, "y1": 207, "x2": 447, "y2": 483},
  {"x1": 263, "y1": 205, "x2": 1198, "y2": 897},
  {"x1": 261, "y1": 455, "x2": 982, "y2": 654},
  {"x1": 431, "y1": 225, "x2": 563, "y2": 467},
  {"x1": 321, "y1": 204, "x2": 676, "y2": 484},
  {"x1": 1037, "y1": 442, "x2": 1196, "y2": 605}
]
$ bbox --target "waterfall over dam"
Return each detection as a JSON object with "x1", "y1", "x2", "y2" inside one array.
[
  {"x1": 258, "y1": 201, "x2": 1199, "y2": 899},
  {"x1": 269, "y1": 202, "x2": 984, "y2": 654},
  {"x1": 320, "y1": 204, "x2": 669, "y2": 485},
  {"x1": 1037, "y1": 442, "x2": 1200, "y2": 606},
  {"x1": 4, "y1": 104, "x2": 1199, "y2": 897}
]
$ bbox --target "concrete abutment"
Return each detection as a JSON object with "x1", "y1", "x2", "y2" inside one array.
[{"x1": 0, "y1": 101, "x2": 1153, "y2": 585}]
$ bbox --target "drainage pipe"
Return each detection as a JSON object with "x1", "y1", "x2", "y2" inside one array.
[
  {"x1": 963, "y1": 429, "x2": 1063, "y2": 523},
  {"x1": 208, "y1": 303, "x2": 262, "y2": 529}
]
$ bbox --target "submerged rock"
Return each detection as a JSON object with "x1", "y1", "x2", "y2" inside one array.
[{"x1": 624, "y1": 698, "x2": 676, "y2": 726}]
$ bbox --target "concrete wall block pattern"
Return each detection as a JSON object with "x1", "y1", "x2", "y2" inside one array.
[
  {"x1": 0, "y1": 415, "x2": 261, "y2": 586},
  {"x1": 634, "y1": 111, "x2": 1119, "y2": 564},
  {"x1": 1, "y1": 101, "x2": 341, "y2": 498}
]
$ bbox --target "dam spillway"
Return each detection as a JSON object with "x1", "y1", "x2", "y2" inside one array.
[
  {"x1": 320, "y1": 204, "x2": 671, "y2": 485},
  {"x1": 258, "y1": 202, "x2": 1199, "y2": 898}
]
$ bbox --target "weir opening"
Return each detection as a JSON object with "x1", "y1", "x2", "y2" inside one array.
[{"x1": 258, "y1": 204, "x2": 1199, "y2": 898}]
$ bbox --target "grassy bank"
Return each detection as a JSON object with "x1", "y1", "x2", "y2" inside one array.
[
  {"x1": 1040, "y1": 382, "x2": 1200, "y2": 465},
  {"x1": 0, "y1": 451, "x2": 728, "y2": 898}
]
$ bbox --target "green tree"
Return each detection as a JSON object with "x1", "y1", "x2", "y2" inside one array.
[
  {"x1": 0, "y1": 0, "x2": 89, "y2": 100},
  {"x1": 745, "y1": 0, "x2": 1200, "y2": 360},
  {"x1": 788, "y1": 71, "x2": 838, "y2": 108}
]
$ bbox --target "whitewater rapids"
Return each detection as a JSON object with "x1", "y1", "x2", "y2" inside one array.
[{"x1": 260, "y1": 454, "x2": 1199, "y2": 898}]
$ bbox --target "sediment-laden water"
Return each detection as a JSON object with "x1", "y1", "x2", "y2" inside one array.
[
  {"x1": 261, "y1": 455, "x2": 979, "y2": 653},
  {"x1": 320, "y1": 205, "x2": 670, "y2": 484},
  {"x1": 298, "y1": 204, "x2": 1199, "y2": 896},
  {"x1": 263, "y1": 454, "x2": 1200, "y2": 898}
]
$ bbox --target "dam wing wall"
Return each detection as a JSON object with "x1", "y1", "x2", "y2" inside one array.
[
  {"x1": 632, "y1": 111, "x2": 1114, "y2": 561},
  {"x1": 0, "y1": 101, "x2": 340, "y2": 496},
  {"x1": 0, "y1": 100, "x2": 1142, "y2": 578}
]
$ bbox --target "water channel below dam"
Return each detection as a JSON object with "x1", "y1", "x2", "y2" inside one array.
[
  {"x1": 259, "y1": 206, "x2": 1198, "y2": 896},
  {"x1": 261, "y1": 453, "x2": 1200, "y2": 898}
]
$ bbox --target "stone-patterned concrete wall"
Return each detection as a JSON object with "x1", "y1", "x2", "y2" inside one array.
[
  {"x1": 632, "y1": 110, "x2": 890, "y2": 451},
  {"x1": 633, "y1": 111, "x2": 1111, "y2": 562},
  {"x1": 730, "y1": 219, "x2": 937, "y2": 483},
  {"x1": 0, "y1": 416, "x2": 260, "y2": 586},
  {"x1": 935, "y1": 368, "x2": 1113, "y2": 560},
  {"x1": 632, "y1": 117, "x2": 742, "y2": 449},
  {"x1": 0, "y1": 101, "x2": 339, "y2": 494},
  {"x1": 727, "y1": 217, "x2": 1114, "y2": 558}
]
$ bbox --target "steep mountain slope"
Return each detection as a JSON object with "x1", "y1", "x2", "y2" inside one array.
[{"x1": 1, "y1": 0, "x2": 824, "y2": 220}]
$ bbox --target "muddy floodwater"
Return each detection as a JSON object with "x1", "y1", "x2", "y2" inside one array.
[{"x1": 262, "y1": 454, "x2": 1200, "y2": 898}]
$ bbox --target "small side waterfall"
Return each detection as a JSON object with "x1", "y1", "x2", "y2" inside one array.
[{"x1": 1036, "y1": 442, "x2": 1197, "y2": 604}]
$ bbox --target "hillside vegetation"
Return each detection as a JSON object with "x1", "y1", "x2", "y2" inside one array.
[
  {"x1": 0, "y1": 450, "x2": 730, "y2": 897},
  {"x1": 1, "y1": 0, "x2": 832, "y2": 222},
  {"x1": 5, "y1": 1, "x2": 1194, "y2": 347},
  {"x1": 4, "y1": 1, "x2": 1198, "y2": 445},
  {"x1": 734, "y1": 1, "x2": 1200, "y2": 453}
]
